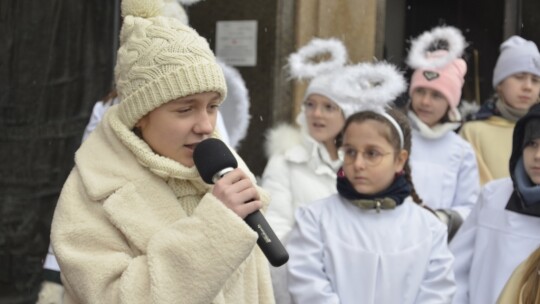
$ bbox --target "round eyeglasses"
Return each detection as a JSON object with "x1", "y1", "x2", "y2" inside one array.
[{"x1": 339, "y1": 146, "x2": 392, "y2": 167}]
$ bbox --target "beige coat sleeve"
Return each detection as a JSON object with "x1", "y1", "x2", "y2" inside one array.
[{"x1": 51, "y1": 169, "x2": 260, "y2": 304}]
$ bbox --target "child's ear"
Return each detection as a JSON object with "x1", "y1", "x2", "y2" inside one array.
[{"x1": 395, "y1": 149, "x2": 409, "y2": 173}]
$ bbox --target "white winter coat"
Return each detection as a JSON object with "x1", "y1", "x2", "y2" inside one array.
[
  {"x1": 450, "y1": 178, "x2": 540, "y2": 304},
  {"x1": 261, "y1": 125, "x2": 341, "y2": 241}
]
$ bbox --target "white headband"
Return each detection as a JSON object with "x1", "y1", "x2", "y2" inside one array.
[{"x1": 380, "y1": 112, "x2": 404, "y2": 150}]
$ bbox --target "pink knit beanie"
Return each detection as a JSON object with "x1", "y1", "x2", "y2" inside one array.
[
  {"x1": 407, "y1": 26, "x2": 468, "y2": 121},
  {"x1": 409, "y1": 50, "x2": 467, "y2": 120}
]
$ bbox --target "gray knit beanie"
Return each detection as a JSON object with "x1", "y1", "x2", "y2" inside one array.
[{"x1": 492, "y1": 36, "x2": 540, "y2": 88}]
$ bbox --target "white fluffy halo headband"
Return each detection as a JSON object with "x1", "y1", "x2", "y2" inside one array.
[
  {"x1": 337, "y1": 62, "x2": 406, "y2": 110},
  {"x1": 289, "y1": 38, "x2": 406, "y2": 149},
  {"x1": 288, "y1": 38, "x2": 348, "y2": 79},
  {"x1": 337, "y1": 62, "x2": 406, "y2": 149},
  {"x1": 406, "y1": 26, "x2": 467, "y2": 69}
]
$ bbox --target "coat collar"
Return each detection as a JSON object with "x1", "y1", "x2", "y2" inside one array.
[
  {"x1": 284, "y1": 133, "x2": 341, "y2": 176},
  {"x1": 74, "y1": 107, "x2": 195, "y2": 252},
  {"x1": 75, "y1": 107, "x2": 144, "y2": 200}
]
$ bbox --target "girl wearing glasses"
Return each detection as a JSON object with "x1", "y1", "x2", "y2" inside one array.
[
  {"x1": 286, "y1": 63, "x2": 455, "y2": 303},
  {"x1": 261, "y1": 39, "x2": 379, "y2": 304},
  {"x1": 405, "y1": 26, "x2": 480, "y2": 240}
]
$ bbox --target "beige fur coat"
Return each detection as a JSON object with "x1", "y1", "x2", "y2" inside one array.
[{"x1": 51, "y1": 106, "x2": 274, "y2": 304}]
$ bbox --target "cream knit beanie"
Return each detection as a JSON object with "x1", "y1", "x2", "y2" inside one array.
[{"x1": 115, "y1": 0, "x2": 227, "y2": 128}]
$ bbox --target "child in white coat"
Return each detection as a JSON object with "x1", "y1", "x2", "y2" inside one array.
[
  {"x1": 450, "y1": 102, "x2": 540, "y2": 304},
  {"x1": 405, "y1": 26, "x2": 480, "y2": 238},
  {"x1": 262, "y1": 38, "x2": 357, "y2": 243},
  {"x1": 286, "y1": 62, "x2": 455, "y2": 304},
  {"x1": 261, "y1": 39, "x2": 406, "y2": 304}
]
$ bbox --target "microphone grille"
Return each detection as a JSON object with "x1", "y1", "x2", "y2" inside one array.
[{"x1": 193, "y1": 138, "x2": 238, "y2": 184}]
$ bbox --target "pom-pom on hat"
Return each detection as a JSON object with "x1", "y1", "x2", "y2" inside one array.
[
  {"x1": 288, "y1": 38, "x2": 406, "y2": 118},
  {"x1": 407, "y1": 26, "x2": 468, "y2": 122},
  {"x1": 492, "y1": 36, "x2": 540, "y2": 88},
  {"x1": 115, "y1": 0, "x2": 226, "y2": 128},
  {"x1": 161, "y1": 0, "x2": 189, "y2": 25}
]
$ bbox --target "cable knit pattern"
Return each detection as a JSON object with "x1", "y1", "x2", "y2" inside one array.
[
  {"x1": 115, "y1": 13, "x2": 227, "y2": 128},
  {"x1": 166, "y1": 179, "x2": 203, "y2": 215}
]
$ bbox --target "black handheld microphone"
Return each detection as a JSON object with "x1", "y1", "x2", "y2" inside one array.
[{"x1": 193, "y1": 138, "x2": 289, "y2": 267}]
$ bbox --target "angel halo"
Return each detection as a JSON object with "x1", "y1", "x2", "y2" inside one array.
[{"x1": 288, "y1": 38, "x2": 407, "y2": 148}]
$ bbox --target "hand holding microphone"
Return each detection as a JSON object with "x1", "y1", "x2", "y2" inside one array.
[
  {"x1": 211, "y1": 168, "x2": 263, "y2": 220},
  {"x1": 194, "y1": 138, "x2": 289, "y2": 267}
]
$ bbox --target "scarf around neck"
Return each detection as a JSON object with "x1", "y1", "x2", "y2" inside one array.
[
  {"x1": 496, "y1": 98, "x2": 528, "y2": 122},
  {"x1": 336, "y1": 168, "x2": 411, "y2": 211},
  {"x1": 506, "y1": 157, "x2": 540, "y2": 217},
  {"x1": 408, "y1": 111, "x2": 461, "y2": 139}
]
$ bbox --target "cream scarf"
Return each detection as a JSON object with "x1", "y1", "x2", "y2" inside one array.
[
  {"x1": 108, "y1": 111, "x2": 211, "y2": 215},
  {"x1": 408, "y1": 111, "x2": 461, "y2": 139}
]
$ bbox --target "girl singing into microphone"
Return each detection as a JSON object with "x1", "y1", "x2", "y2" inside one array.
[{"x1": 49, "y1": 0, "x2": 274, "y2": 303}]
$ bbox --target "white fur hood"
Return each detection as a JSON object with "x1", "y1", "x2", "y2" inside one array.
[{"x1": 263, "y1": 123, "x2": 303, "y2": 158}]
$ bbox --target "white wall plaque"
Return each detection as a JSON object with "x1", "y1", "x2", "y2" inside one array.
[{"x1": 216, "y1": 20, "x2": 258, "y2": 67}]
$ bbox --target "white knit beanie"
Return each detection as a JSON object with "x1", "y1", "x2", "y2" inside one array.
[
  {"x1": 492, "y1": 36, "x2": 540, "y2": 88},
  {"x1": 115, "y1": 0, "x2": 227, "y2": 128}
]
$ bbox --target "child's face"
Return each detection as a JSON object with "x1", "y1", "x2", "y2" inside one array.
[
  {"x1": 497, "y1": 73, "x2": 540, "y2": 110},
  {"x1": 523, "y1": 138, "x2": 540, "y2": 184},
  {"x1": 303, "y1": 94, "x2": 345, "y2": 145},
  {"x1": 410, "y1": 87, "x2": 449, "y2": 127},
  {"x1": 341, "y1": 120, "x2": 408, "y2": 195},
  {"x1": 136, "y1": 92, "x2": 221, "y2": 167}
]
